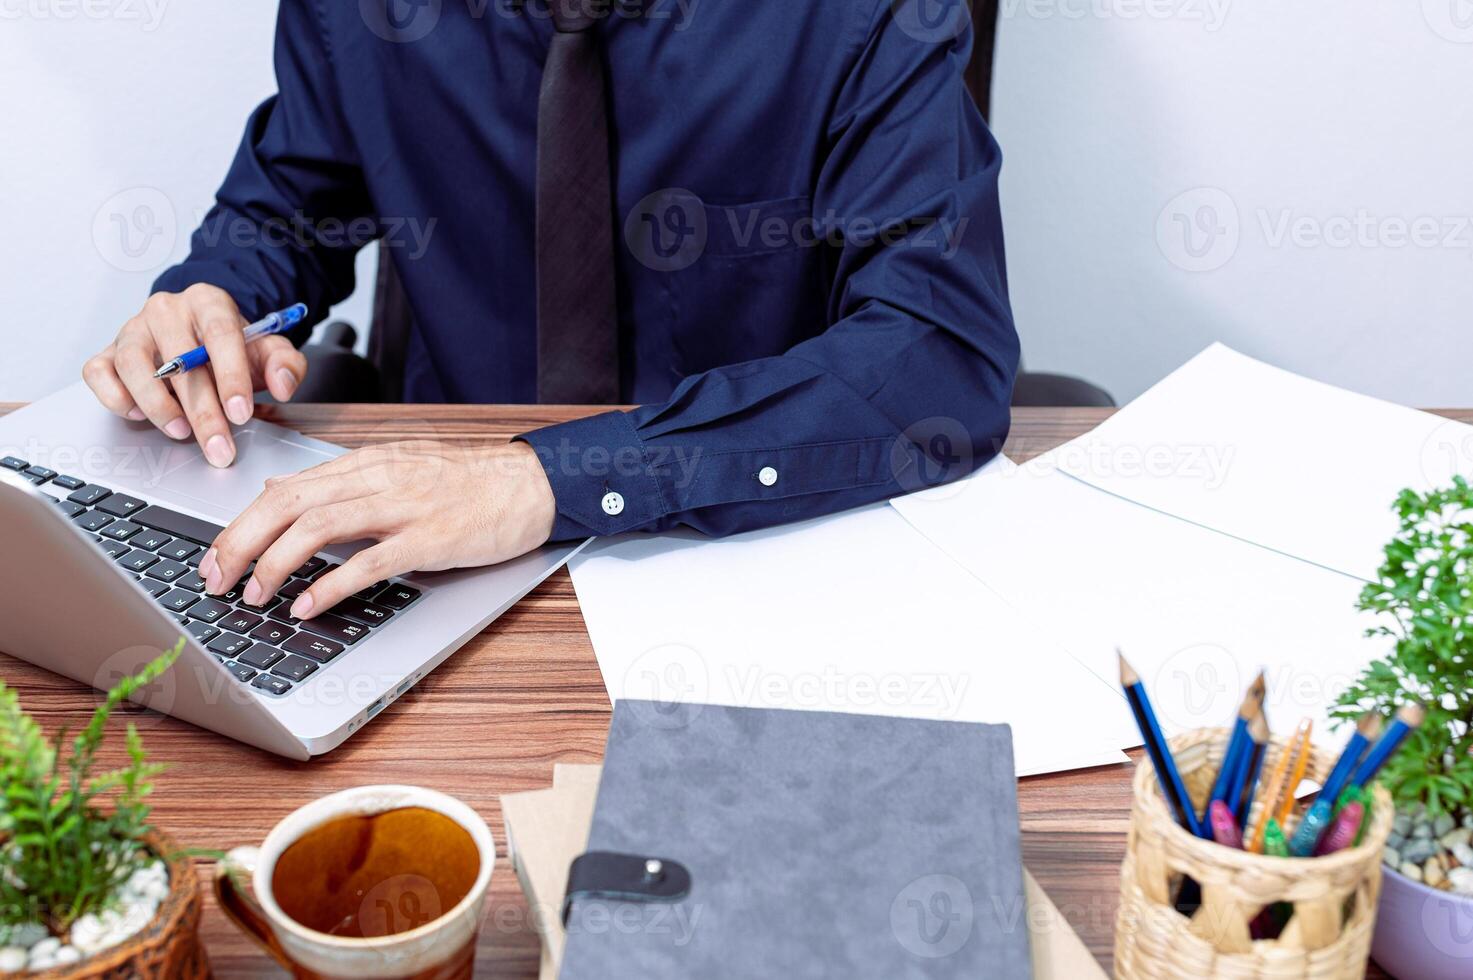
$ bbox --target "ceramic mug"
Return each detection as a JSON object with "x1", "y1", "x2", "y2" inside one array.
[{"x1": 214, "y1": 785, "x2": 495, "y2": 980}]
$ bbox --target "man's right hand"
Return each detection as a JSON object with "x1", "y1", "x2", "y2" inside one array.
[{"x1": 82, "y1": 284, "x2": 309, "y2": 468}]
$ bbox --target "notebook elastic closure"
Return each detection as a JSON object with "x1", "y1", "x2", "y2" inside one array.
[{"x1": 561, "y1": 851, "x2": 692, "y2": 926}]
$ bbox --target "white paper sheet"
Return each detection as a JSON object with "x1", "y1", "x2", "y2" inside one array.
[
  {"x1": 1045, "y1": 343, "x2": 1472, "y2": 581},
  {"x1": 891, "y1": 461, "x2": 1386, "y2": 747},
  {"x1": 569, "y1": 498, "x2": 1135, "y2": 777}
]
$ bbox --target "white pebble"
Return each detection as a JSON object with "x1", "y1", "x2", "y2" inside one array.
[
  {"x1": 69, "y1": 913, "x2": 111, "y2": 955},
  {"x1": 28, "y1": 936, "x2": 60, "y2": 958},
  {"x1": 1400, "y1": 861, "x2": 1424, "y2": 882},
  {"x1": 0, "y1": 948, "x2": 26, "y2": 972},
  {"x1": 1451, "y1": 867, "x2": 1473, "y2": 896},
  {"x1": 54, "y1": 945, "x2": 81, "y2": 964},
  {"x1": 1453, "y1": 842, "x2": 1473, "y2": 868}
]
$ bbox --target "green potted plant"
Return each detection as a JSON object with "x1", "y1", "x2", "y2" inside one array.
[
  {"x1": 1335, "y1": 477, "x2": 1473, "y2": 980},
  {"x1": 0, "y1": 643, "x2": 208, "y2": 977}
]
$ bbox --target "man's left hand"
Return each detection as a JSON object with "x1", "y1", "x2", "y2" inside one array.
[{"x1": 200, "y1": 440, "x2": 556, "y2": 619}]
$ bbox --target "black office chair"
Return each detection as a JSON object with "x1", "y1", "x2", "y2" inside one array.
[{"x1": 297, "y1": 0, "x2": 1113, "y2": 408}]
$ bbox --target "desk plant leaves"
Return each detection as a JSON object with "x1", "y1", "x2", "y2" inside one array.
[
  {"x1": 0, "y1": 641, "x2": 180, "y2": 935},
  {"x1": 1335, "y1": 476, "x2": 1473, "y2": 818}
]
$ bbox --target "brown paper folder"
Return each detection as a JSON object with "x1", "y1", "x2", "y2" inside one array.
[{"x1": 502, "y1": 764, "x2": 1103, "y2": 980}]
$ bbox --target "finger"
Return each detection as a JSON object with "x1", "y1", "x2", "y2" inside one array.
[
  {"x1": 191, "y1": 292, "x2": 254, "y2": 425},
  {"x1": 113, "y1": 332, "x2": 191, "y2": 440},
  {"x1": 291, "y1": 538, "x2": 416, "y2": 621},
  {"x1": 82, "y1": 347, "x2": 145, "y2": 421},
  {"x1": 205, "y1": 471, "x2": 372, "y2": 595},
  {"x1": 242, "y1": 499, "x2": 394, "y2": 611},
  {"x1": 170, "y1": 361, "x2": 236, "y2": 469},
  {"x1": 249, "y1": 335, "x2": 307, "y2": 402}
]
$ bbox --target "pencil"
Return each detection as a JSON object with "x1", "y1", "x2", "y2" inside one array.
[
  {"x1": 1119, "y1": 651, "x2": 1204, "y2": 838},
  {"x1": 1203, "y1": 671, "x2": 1266, "y2": 828},
  {"x1": 1234, "y1": 711, "x2": 1270, "y2": 823},
  {"x1": 1287, "y1": 711, "x2": 1379, "y2": 857},
  {"x1": 1350, "y1": 703, "x2": 1424, "y2": 788},
  {"x1": 1248, "y1": 717, "x2": 1312, "y2": 853}
]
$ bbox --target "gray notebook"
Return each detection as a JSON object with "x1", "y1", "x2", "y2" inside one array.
[{"x1": 559, "y1": 702, "x2": 1031, "y2": 979}]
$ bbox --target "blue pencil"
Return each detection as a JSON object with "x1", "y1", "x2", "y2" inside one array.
[
  {"x1": 1289, "y1": 709, "x2": 1401, "y2": 857},
  {"x1": 1120, "y1": 651, "x2": 1204, "y2": 838},
  {"x1": 1203, "y1": 671, "x2": 1265, "y2": 832},
  {"x1": 1233, "y1": 712, "x2": 1269, "y2": 824},
  {"x1": 1351, "y1": 703, "x2": 1423, "y2": 788}
]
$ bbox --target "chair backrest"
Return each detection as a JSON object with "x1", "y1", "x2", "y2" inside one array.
[{"x1": 365, "y1": 0, "x2": 1003, "y2": 397}]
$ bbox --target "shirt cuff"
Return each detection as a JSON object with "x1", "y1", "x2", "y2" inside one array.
[{"x1": 515, "y1": 411, "x2": 671, "y2": 541}]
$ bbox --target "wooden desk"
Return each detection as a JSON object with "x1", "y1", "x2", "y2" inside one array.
[{"x1": 4, "y1": 403, "x2": 1465, "y2": 977}]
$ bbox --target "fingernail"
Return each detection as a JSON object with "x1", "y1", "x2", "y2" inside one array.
[
  {"x1": 199, "y1": 547, "x2": 217, "y2": 580},
  {"x1": 243, "y1": 578, "x2": 263, "y2": 607},
  {"x1": 276, "y1": 368, "x2": 298, "y2": 399},
  {"x1": 226, "y1": 396, "x2": 253, "y2": 426},
  {"x1": 164, "y1": 418, "x2": 191, "y2": 440},
  {"x1": 204, "y1": 435, "x2": 234, "y2": 468},
  {"x1": 126, "y1": 407, "x2": 146, "y2": 421},
  {"x1": 290, "y1": 593, "x2": 314, "y2": 619}
]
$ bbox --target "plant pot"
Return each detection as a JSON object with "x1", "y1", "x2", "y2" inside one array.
[
  {"x1": 1370, "y1": 863, "x2": 1473, "y2": 980},
  {"x1": 24, "y1": 828, "x2": 209, "y2": 979}
]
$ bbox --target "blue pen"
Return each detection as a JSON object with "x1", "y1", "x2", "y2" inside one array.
[
  {"x1": 153, "y1": 303, "x2": 308, "y2": 379},
  {"x1": 1119, "y1": 651, "x2": 1205, "y2": 838}
]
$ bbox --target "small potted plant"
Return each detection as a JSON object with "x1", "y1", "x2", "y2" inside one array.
[
  {"x1": 0, "y1": 643, "x2": 208, "y2": 977},
  {"x1": 1335, "y1": 477, "x2": 1473, "y2": 980}
]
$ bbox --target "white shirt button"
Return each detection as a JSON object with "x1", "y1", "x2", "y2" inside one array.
[
  {"x1": 758, "y1": 466, "x2": 778, "y2": 487},
  {"x1": 601, "y1": 491, "x2": 625, "y2": 516}
]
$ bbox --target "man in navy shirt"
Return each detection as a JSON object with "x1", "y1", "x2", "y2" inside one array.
[{"x1": 81, "y1": 0, "x2": 1017, "y2": 621}]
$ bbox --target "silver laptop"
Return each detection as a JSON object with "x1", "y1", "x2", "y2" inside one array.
[{"x1": 0, "y1": 383, "x2": 584, "y2": 759}]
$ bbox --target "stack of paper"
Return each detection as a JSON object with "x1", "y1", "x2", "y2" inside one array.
[
  {"x1": 569, "y1": 500, "x2": 1135, "y2": 777},
  {"x1": 501, "y1": 765, "x2": 1107, "y2": 980}
]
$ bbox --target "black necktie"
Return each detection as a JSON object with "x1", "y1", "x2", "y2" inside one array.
[{"x1": 536, "y1": 0, "x2": 620, "y2": 404}]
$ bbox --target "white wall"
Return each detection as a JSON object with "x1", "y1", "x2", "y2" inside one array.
[
  {"x1": 3, "y1": 3, "x2": 1470, "y2": 406},
  {"x1": 994, "y1": 0, "x2": 1473, "y2": 404},
  {"x1": 0, "y1": 2, "x2": 374, "y2": 402}
]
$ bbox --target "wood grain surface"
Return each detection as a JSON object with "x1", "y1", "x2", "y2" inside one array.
[{"x1": 5, "y1": 403, "x2": 1467, "y2": 977}]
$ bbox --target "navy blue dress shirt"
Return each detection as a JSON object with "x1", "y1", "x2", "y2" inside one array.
[{"x1": 153, "y1": 0, "x2": 1018, "y2": 541}]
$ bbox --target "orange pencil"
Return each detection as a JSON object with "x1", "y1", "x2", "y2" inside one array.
[{"x1": 1248, "y1": 717, "x2": 1312, "y2": 853}]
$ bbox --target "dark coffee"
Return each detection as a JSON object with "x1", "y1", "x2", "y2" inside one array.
[{"x1": 271, "y1": 806, "x2": 480, "y2": 939}]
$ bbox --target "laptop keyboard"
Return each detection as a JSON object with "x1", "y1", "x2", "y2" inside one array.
[{"x1": 3, "y1": 456, "x2": 425, "y2": 697}]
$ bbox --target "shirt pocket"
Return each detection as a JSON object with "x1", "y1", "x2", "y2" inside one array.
[{"x1": 666, "y1": 195, "x2": 830, "y2": 378}]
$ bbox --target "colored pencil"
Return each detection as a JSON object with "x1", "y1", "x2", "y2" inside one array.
[
  {"x1": 1350, "y1": 703, "x2": 1424, "y2": 788},
  {"x1": 1119, "y1": 651, "x2": 1204, "y2": 838},
  {"x1": 1208, "y1": 800, "x2": 1243, "y2": 849},
  {"x1": 1248, "y1": 717, "x2": 1312, "y2": 853},
  {"x1": 1287, "y1": 712, "x2": 1380, "y2": 857},
  {"x1": 1234, "y1": 711, "x2": 1270, "y2": 823},
  {"x1": 1202, "y1": 671, "x2": 1266, "y2": 831}
]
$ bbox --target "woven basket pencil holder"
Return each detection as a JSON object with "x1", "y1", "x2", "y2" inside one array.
[{"x1": 1115, "y1": 727, "x2": 1393, "y2": 979}]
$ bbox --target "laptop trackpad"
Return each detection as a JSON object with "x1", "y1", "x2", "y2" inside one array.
[{"x1": 148, "y1": 428, "x2": 342, "y2": 521}]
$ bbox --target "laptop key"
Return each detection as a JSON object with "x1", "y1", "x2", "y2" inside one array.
[
  {"x1": 101, "y1": 519, "x2": 143, "y2": 542},
  {"x1": 268, "y1": 605, "x2": 302, "y2": 627},
  {"x1": 300, "y1": 613, "x2": 368, "y2": 645},
  {"x1": 0, "y1": 456, "x2": 27, "y2": 471},
  {"x1": 185, "y1": 620, "x2": 221, "y2": 644},
  {"x1": 240, "y1": 595, "x2": 280, "y2": 615},
  {"x1": 67, "y1": 484, "x2": 112, "y2": 506},
  {"x1": 157, "y1": 540, "x2": 201, "y2": 563},
  {"x1": 375, "y1": 583, "x2": 422, "y2": 610},
  {"x1": 55, "y1": 499, "x2": 86, "y2": 519},
  {"x1": 138, "y1": 578, "x2": 170, "y2": 598},
  {"x1": 132, "y1": 505, "x2": 225, "y2": 547},
  {"x1": 207, "y1": 633, "x2": 254, "y2": 659},
  {"x1": 294, "y1": 556, "x2": 327, "y2": 578},
  {"x1": 51, "y1": 474, "x2": 86, "y2": 491},
  {"x1": 310, "y1": 562, "x2": 339, "y2": 580},
  {"x1": 331, "y1": 599, "x2": 394, "y2": 627},
  {"x1": 146, "y1": 559, "x2": 188, "y2": 583},
  {"x1": 155, "y1": 588, "x2": 199, "y2": 614},
  {"x1": 270, "y1": 654, "x2": 317, "y2": 682},
  {"x1": 278, "y1": 577, "x2": 311, "y2": 600},
  {"x1": 101, "y1": 540, "x2": 132, "y2": 560},
  {"x1": 224, "y1": 661, "x2": 257, "y2": 682},
  {"x1": 282, "y1": 632, "x2": 344, "y2": 663},
  {"x1": 24, "y1": 465, "x2": 57, "y2": 483},
  {"x1": 176, "y1": 570, "x2": 207, "y2": 593},
  {"x1": 219, "y1": 609, "x2": 263, "y2": 634},
  {"x1": 251, "y1": 674, "x2": 292, "y2": 696},
  {"x1": 236, "y1": 644, "x2": 283, "y2": 670},
  {"x1": 187, "y1": 597, "x2": 231, "y2": 624},
  {"x1": 353, "y1": 581, "x2": 388, "y2": 601},
  {"x1": 133, "y1": 529, "x2": 172, "y2": 551},
  {"x1": 249, "y1": 621, "x2": 294, "y2": 645},
  {"x1": 219, "y1": 579, "x2": 247, "y2": 603},
  {"x1": 73, "y1": 511, "x2": 114, "y2": 533},
  {"x1": 116, "y1": 549, "x2": 159, "y2": 572},
  {"x1": 96, "y1": 493, "x2": 146, "y2": 518}
]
